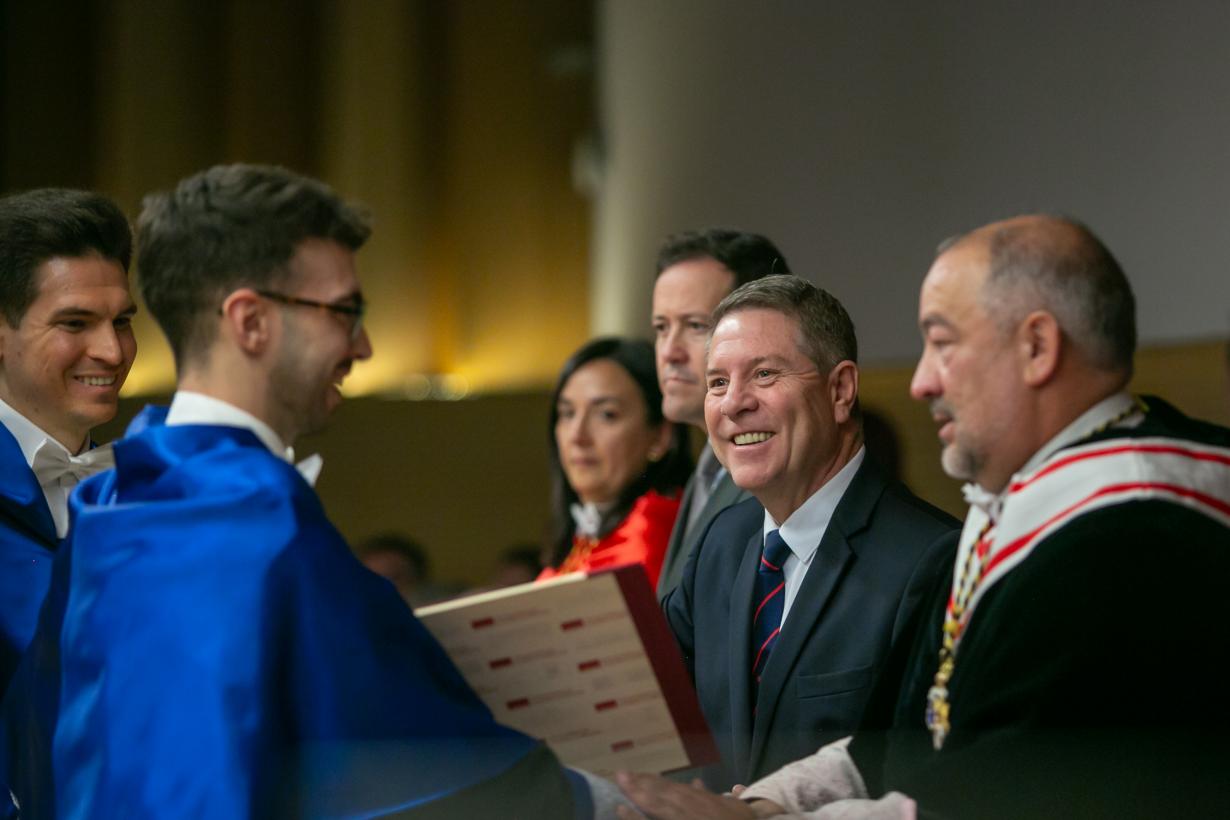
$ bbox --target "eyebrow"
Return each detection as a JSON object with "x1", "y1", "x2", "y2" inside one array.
[
  {"x1": 558, "y1": 395, "x2": 624, "y2": 407},
  {"x1": 49, "y1": 303, "x2": 138, "y2": 321},
  {"x1": 706, "y1": 355, "x2": 789, "y2": 378},
  {"x1": 919, "y1": 315, "x2": 953, "y2": 333},
  {"x1": 652, "y1": 311, "x2": 712, "y2": 322},
  {"x1": 332, "y1": 289, "x2": 365, "y2": 306}
]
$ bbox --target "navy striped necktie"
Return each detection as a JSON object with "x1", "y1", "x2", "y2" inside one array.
[{"x1": 751, "y1": 529, "x2": 790, "y2": 687}]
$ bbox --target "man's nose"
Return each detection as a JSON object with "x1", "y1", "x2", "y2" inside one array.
[
  {"x1": 909, "y1": 352, "x2": 938, "y2": 402},
  {"x1": 660, "y1": 326, "x2": 688, "y2": 363},
  {"x1": 720, "y1": 377, "x2": 756, "y2": 417},
  {"x1": 88, "y1": 325, "x2": 125, "y2": 366},
  {"x1": 352, "y1": 326, "x2": 373, "y2": 360}
]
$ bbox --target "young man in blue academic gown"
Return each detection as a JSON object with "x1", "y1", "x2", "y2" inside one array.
[
  {"x1": 3, "y1": 165, "x2": 626, "y2": 819},
  {"x1": 0, "y1": 189, "x2": 136, "y2": 695}
]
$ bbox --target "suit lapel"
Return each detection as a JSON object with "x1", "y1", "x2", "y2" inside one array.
[
  {"x1": 726, "y1": 525, "x2": 763, "y2": 777},
  {"x1": 746, "y1": 458, "x2": 888, "y2": 777},
  {"x1": 659, "y1": 471, "x2": 753, "y2": 597},
  {"x1": 656, "y1": 471, "x2": 698, "y2": 596},
  {"x1": 701, "y1": 472, "x2": 747, "y2": 523}
]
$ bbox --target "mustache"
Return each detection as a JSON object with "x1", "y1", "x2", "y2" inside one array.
[
  {"x1": 660, "y1": 365, "x2": 698, "y2": 384},
  {"x1": 929, "y1": 399, "x2": 955, "y2": 421}
]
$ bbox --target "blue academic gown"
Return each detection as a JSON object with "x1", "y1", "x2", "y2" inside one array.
[
  {"x1": 0, "y1": 425, "x2": 58, "y2": 696},
  {"x1": 4, "y1": 407, "x2": 591, "y2": 819}
]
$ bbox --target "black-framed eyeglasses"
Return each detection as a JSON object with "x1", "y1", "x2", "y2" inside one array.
[{"x1": 255, "y1": 289, "x2": 367, "y2": 341}]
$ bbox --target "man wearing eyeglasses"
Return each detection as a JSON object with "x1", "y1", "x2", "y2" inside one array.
[{"x1": 3, "y1": 165, "x2": 618, "y2": 819}]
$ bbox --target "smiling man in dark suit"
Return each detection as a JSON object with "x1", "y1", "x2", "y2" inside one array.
[{"x1": 662, "y1": 274, "x2": 957, "y2": 790}]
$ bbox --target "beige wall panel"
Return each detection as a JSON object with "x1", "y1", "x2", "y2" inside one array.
[
  {"x1": 434, "y1": 0, "x2": 593, "y2": 391},
  {"x1": 318, "y1": 0, "x2": 439, "y2": 388}
]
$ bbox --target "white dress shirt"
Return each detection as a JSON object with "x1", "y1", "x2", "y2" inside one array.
[
  {"x1": 0, "y1": 396, "x2": 113, "y2": 538},
  {"x1": 166, "y1": 392, "x2": 322, "y2": 485},
  {"x1": 762, "y1": 447, "x2": 865, "y2": 624}
]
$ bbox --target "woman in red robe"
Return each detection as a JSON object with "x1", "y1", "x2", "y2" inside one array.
[{"x1": 539, "y1": 338, "x2": 692, "y2": 588}]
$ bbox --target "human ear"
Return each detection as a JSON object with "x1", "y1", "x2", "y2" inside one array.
[
  {"x1": 829, "y1": 360, "x2": 860, "y2": 424},
  {"x1": 647, "y1": 422, "x2": 674, "y2": 463},
  {"x1": 1019, "y1": 310, "x2": 1061, "y2": 387},
  {"x1": 219, "y1": 289, "x2": 272, "y2": 355}
]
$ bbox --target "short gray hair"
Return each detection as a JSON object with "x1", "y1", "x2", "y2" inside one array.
[
  {"x1": 711, "y1": 274, "x2": 857, "y2": 371},
  {"x1": 962, "y1": 217, "x2": 1136, "y2": 374}
]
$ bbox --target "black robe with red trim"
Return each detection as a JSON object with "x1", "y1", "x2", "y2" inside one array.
[{"x1": 850, "y1": 397, "x2": 1230, "y2": 820}]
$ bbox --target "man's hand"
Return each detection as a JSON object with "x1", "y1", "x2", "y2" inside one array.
[{"x1": 614, "y1": 771, "x2": 785, "y2": 819}]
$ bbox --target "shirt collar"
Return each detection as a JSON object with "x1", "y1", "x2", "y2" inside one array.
[
  {"x1": 165, "y1": 392, "x2": 323, "y2": 485},
  {"x1": 166, "y1": 391, "x2": 292, "y2": 461},
  {"x1": 0, "y1": 395, "x2": 83, "y2": 467},
  {"x1": 1021, "y1": 391, "x2": 1138, "y2": 474},
  {"x1": 763, "y1": 446, "x2": 866, "y2": 564}
]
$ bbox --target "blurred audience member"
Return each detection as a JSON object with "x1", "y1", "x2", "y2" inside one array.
[
  {"x1": 356, "y1": 532, "x2": 457, "y2": 606},
  {"x1": 489, "y1": 543, "x2": 544, "y2": 589},
  {"x1": 540, "y1": 337, "x2": 692, "y2": 588}
]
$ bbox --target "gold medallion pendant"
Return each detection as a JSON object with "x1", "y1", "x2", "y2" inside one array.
[{"x1": 926, "y1": 683, "x2": 950, "y2": 750}]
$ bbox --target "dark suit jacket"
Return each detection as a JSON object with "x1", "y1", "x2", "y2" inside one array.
[
  {"x1": 663, "y1": 456, "x2": 958, "y2": 788},
  {"x1": 0, "y1": 424, "x2": 58, "y2": 694},
  {"x1": 656, "y1": 454, "x2": 752, "y2": 599}
]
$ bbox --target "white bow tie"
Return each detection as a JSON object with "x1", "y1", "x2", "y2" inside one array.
[
  {"x1": 961, "y1": 482, "x2": 1003, "y2": 523},
  {"x1": 32, "y1": 441, "x2": 116, "y2": 487},
  {"x1": 293, "y1": 452, "x2": 323, "y2": 487}
]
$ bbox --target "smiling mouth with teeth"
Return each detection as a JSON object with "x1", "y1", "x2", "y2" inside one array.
[
  {"x1": 77, "y1": 376, "x2": 116, "y2": 387},
  {"x1": 733, "y1": 431, "x2": 774, "y2": 445}
]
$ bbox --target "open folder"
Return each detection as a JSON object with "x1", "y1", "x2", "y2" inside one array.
[{"x1": 415, "y1": 564, "x2": 718, "y2": 776}]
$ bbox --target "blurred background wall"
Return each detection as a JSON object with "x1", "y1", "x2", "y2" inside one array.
[{"x1": 3, "y1": 0, "x2": 1228, "y2": 586}]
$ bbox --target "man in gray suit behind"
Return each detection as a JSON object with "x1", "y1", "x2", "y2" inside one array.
[{"x1": 652, "y1": 228, "x2": 792, "y2": 598}]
